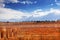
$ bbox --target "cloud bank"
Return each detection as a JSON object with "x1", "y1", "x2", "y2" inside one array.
[
  {"x1": 0, "y1": 8, "x2": 31, "y2": 20},
  {"x1": 0, "y1": 7, "x2": 60, "y2": 22}
]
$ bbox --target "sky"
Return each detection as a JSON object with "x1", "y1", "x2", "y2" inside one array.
[{"x1": 0, "y1": 0, "x2": 60, "y2": 22}]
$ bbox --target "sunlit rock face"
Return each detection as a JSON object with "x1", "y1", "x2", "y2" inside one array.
[{"x1": 0, "y1": 21, "x2": 60, "y2": 40}]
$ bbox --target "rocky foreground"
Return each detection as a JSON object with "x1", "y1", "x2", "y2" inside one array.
[{"x1": 0, "y1": 21, "x2": 60, "y2": 40}]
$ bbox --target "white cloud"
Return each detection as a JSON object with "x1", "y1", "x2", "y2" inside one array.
[
  {"x1": 32, "y1": 9, "x2": 49, "y2": 17},
  {"x1": 0, "y1": 0, "x2": 37, "y2": 7},
  {"x1": 0, "y1": 0, "x2": 19, "y2": 8},
  {"x1": 7, "y1": 0, "x2": 19, "y2": 3},
  {"x1": 55, "y1": 0, "x2": 60, "y2": 6},
  {"x1": 0, "y1": 8, "x2": 31, "y2": 20},
  {"x1": 50, "y1": 8, "x2": 60, "y2": 15},
  {"x1": 32, "y1": 8, "x2": 60, "y2": 17},
  {"x1": 0, "y1": 0, "x2": 19, "y2": 3},
  {"x1": 56, "y1": 2, "x2": 60, "y2": 5},
  {"x1": 0, "y1": 3, "x2": 5, "y2": 7},
  {"x1": 20, "y1": 1, "x2": 37, "y2": 4},
  {"x1": 0, "y1": 0, "x2": 5, "y2": 7},
  {"x1": 0, "y1": 0, "x2": 4, "y2": 3},
  {"x1": 0, "y1": 7, "x2": 60, "y2": 21}
]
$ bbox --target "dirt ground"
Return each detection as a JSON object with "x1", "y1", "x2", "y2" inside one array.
[{"x1": 0, "y1": 21, "x2": 60, "y2": 40}]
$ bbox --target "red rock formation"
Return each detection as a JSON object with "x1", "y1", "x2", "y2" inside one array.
[{"x1": 0, "y1": 21, "x2": 60, "y2": 40}]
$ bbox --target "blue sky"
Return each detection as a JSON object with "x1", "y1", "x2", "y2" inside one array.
[
  {"x1": 0, "y1": 0, "x2": 60, "y2": 22},
  {"x1": 5, "y1": 0, "x2": 57, "y2": 12}
]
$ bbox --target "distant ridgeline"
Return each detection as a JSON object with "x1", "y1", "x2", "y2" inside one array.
[
  {"x1": 0, "y1": 20, "x2": 60, "y2": 26},
  {"x1": 0, "y1": 20, "x2": 60, "y2": 23}
]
